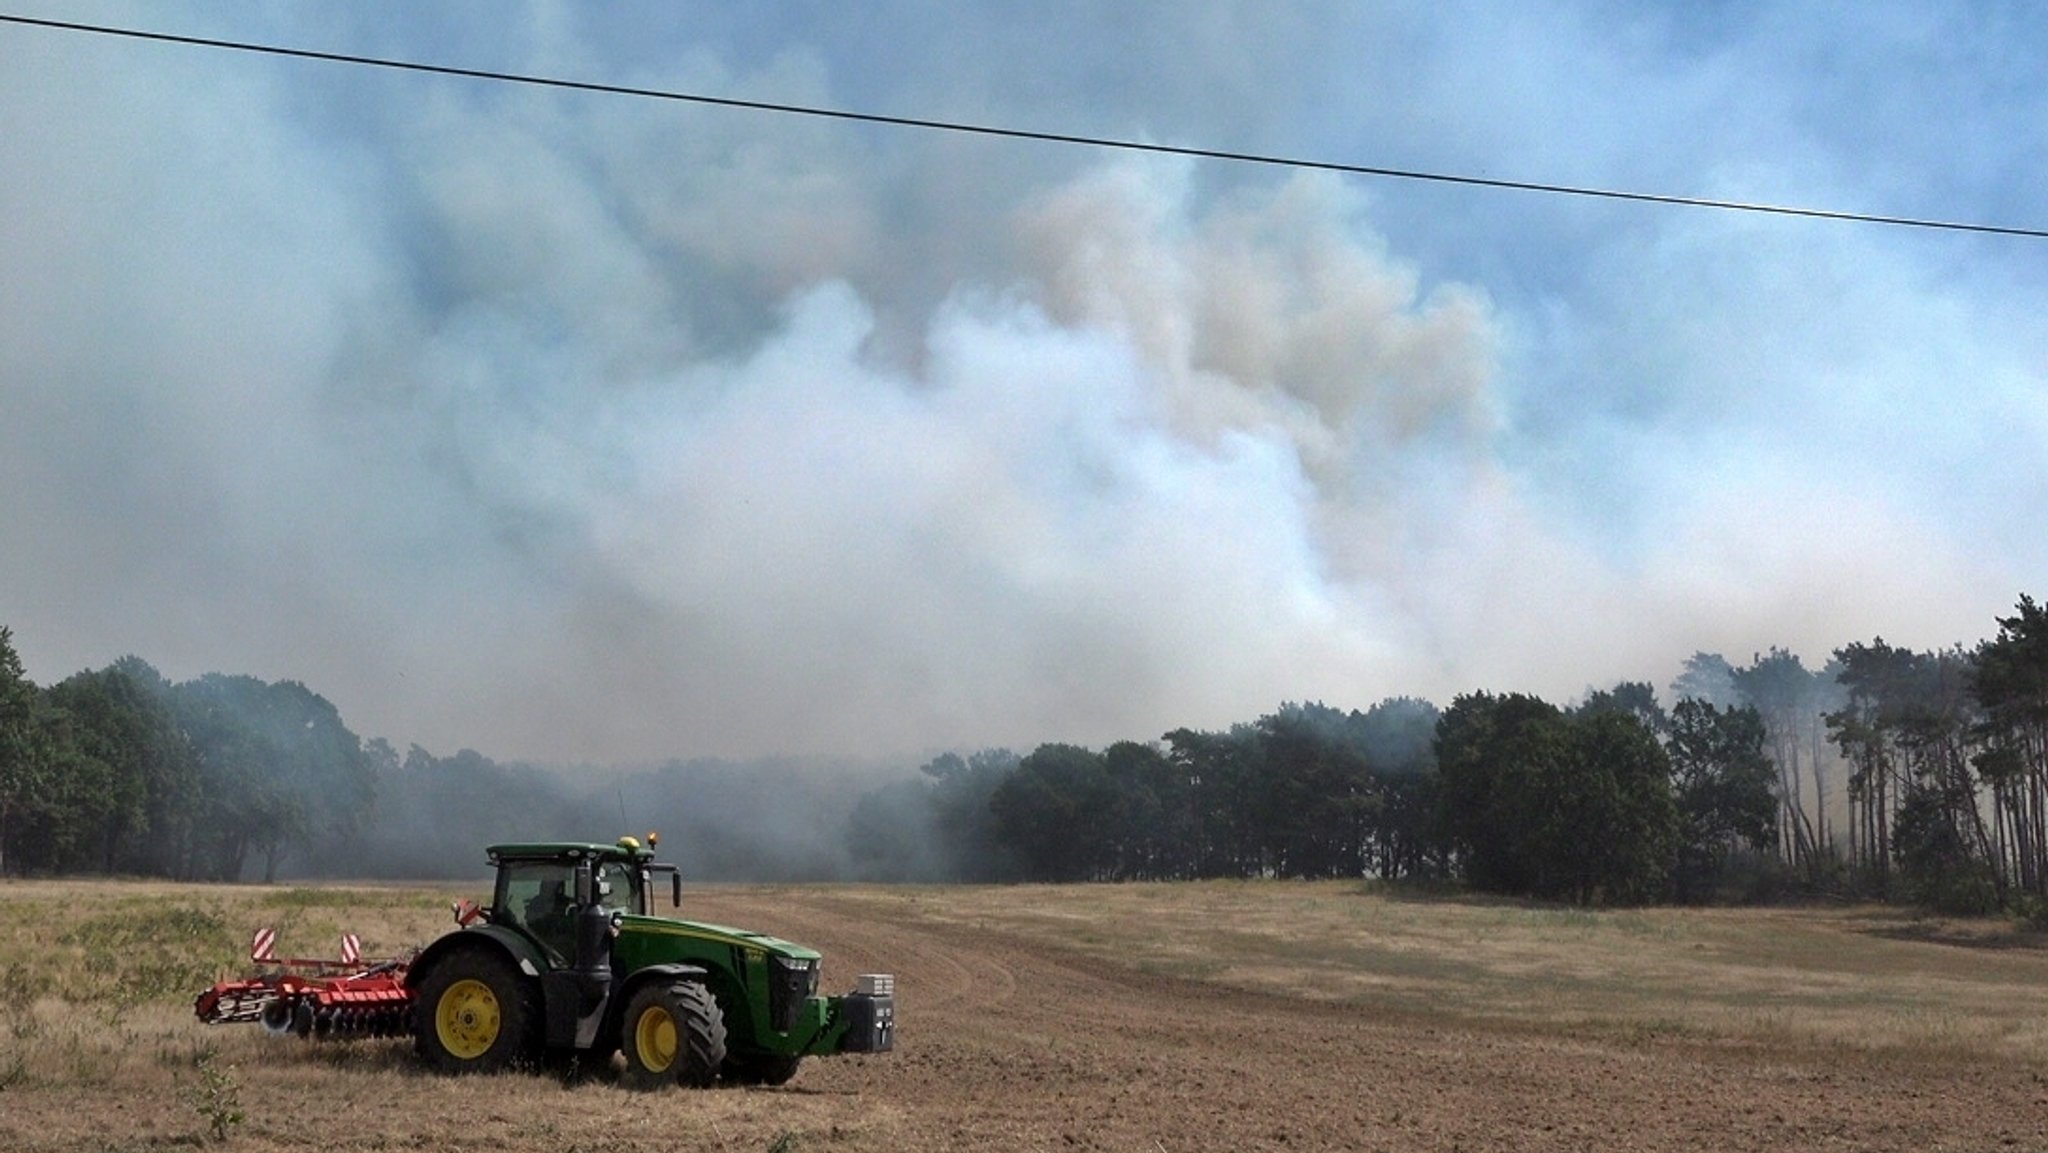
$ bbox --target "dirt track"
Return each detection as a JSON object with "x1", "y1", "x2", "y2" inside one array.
[{"x1": 688, "y1": 888, "x2": 2048, "y2": 1153}]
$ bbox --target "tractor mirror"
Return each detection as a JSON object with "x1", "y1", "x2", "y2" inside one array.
[{"x1": 672, "y1": 872, "x2": 682, "y2": 908}]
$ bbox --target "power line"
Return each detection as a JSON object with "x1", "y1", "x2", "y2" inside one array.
[{"x1": 4, "y1": 11, "x2": 2044, "y2": 241}]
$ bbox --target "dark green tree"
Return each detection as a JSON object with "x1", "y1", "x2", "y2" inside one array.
[
  {"x1": 1893, "y1": 781, "x2": 2000, "y2": 914},
  {"x1": 1256, "y1": 704, "x2": 1380, "y2": 878},
  {"x1": 1829, "y1": 639, "x2": 1922, "y2": 883},
  {"x1": 990, "y1": 743, "x2": 1116, "y2": 881},
  {"x1": 104, "y1": 658, "x2": 203, "y2": 875},
  {"x1": 1435, "y1": 693, "x2": 1569, "y2": 896},
  {"x1": 1666, "y1": 699, "x2": 1777, "y2": 900},
  {"x1": 1436, "y1": 693, "x2": 1677, "y2": 904},
  {"x1": 923, "y1": 749, "x2": 1020, "y2": 882},
  {"x1": 163, "y1": 674, "x2": 374, "y2": 881},
  {"x1": 1355, "y1": 697, "x2": 1442, "y2": 879},
  {"x1": 1580, "y1": 681, "x2": 1669, "y2": 736},
  {"x1": 1163, "y1": 725, "x2": 1264, "y2": 877},
  {"x1": 1972, "y1": 596, "x2": 2048, "y2": 898},
  {"x1": 36, "y1": 666, "x2": 181, "y2": 872},
  {"x1": 1832, "y1": 641, "x2": 1991, "y2": 903},
  {"x1": 1569, "y1": 710, "x2": 1680, "y2": 904},
  {"x1": 1100, "y1": 740, "x2": 1194, "y2": 880},
  {"x1": 0, "y1": 627, "x2": 41, "y2": 876}
]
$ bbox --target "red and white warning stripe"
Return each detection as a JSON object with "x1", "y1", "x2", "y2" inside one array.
[
  {"x1": 340, "y1": 933, "x2": 361, "y2": 966},
  {"x1": 250, "y1": 927, "x2": 277, "y2": 963}
]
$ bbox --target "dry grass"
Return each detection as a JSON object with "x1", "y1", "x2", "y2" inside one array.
[
  {"x1": 818, "y1": 879, "x2": 2048, "y2": 1062},
  {"x1": 0, "y1": 879, "x2": 455, "y2": 1100},
  {"x1": 3, "y1": 877, "x2": 2047, "y2": 1151}
]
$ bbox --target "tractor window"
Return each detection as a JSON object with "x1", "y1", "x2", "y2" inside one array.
[
  {"x1": 595, "y1": 860, "x2": 644, "y2": 915},
  {"x1": 499, "y1": 861, "x2": 577, "y2": 962}
]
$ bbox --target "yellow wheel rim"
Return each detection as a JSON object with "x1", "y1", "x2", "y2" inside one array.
[
  {"x1": 435, "y1": 978, "x2": 501, "y2": 1060},
  {"x1": 634, "y1": 1006, "x2": 677, "y2": 1074}
]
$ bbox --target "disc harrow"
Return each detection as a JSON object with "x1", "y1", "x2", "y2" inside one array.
[{"x1": 194, "y1": 928, "x2": 415, "y2": 1040}]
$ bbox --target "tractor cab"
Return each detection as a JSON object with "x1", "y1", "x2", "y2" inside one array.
[{"x1": 485, "y1": 839, "x2": 677, "y2": 966}]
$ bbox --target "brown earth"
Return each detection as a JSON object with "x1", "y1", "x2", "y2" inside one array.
[
  {"x1": 6, "y1": 885, "x2": 2047, "y2": 1152},
  {"x1": 710, "y1": 889, "x2": 2048, "y2": 1153}
]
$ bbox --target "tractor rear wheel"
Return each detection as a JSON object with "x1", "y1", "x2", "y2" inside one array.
[
  {"x1": 620, "y1": 981, "x2": 727, "y2": 1090},
  {"x1": 413, "y1": 950, "x2": 537, "y2": 1075}
]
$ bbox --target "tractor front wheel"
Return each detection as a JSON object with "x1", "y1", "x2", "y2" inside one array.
[
  {"x1": 620, "y1": 981, "x2": 727, "y2": 1090},
  {"x1": 413, "y1": 950, "x2": 537, "y2": 1075}
]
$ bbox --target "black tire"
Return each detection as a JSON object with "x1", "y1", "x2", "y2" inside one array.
[
  {"x1": 412, "y1": 949, "x2": 538, "y2": 1075},
  {"x1": 620, "y1": 981, "x2": 727, "y2": 1090},
  {"x1": 723, "y1": 1052, "x2": 803, "y2": 1087}
]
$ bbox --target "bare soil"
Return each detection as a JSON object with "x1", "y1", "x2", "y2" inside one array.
[
  {"x1": 5, "y1": 883, "x2": 2046, "y2": 1152},
  {"x1": 710, "y1": 888, "x2": 2048, "y2": 1153}
]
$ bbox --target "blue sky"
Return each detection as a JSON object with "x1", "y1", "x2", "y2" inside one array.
[{"x1": 2, "y1": 2, "x2": 2043, "y2": 761}]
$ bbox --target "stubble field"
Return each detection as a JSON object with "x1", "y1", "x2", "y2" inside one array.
[{"x1": 3, "y1": 877, "x2": 2047, "y2": 1152}]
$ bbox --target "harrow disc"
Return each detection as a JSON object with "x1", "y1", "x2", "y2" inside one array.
[
  {"x1": 195, "y1": 982, "x2": 277, "y2": 1026},
  {"x1": 260, "y1": 997, "x2": 296, "y2": 1036}
]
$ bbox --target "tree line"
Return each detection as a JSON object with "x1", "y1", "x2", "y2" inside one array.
[
  {"x1": 0, "y1": 627, "x2": 905, "y2": 882},
  {"x1": 5, "y1": 594, "x2": 2048, "y2": 911},
  {"x1": 848, "y1": 596, "x2": 2048, "y2": 910},
  {"x1": 0, "y1": 638, "x2": 373, "y2": 881},
  {"x1": 847, "y1": 692, "x2": 1775, "y2": 905}
]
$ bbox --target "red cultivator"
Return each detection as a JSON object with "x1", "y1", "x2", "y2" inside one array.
[{"x1": 194, "y1": 928, "x2": 416, "y2": 1040}]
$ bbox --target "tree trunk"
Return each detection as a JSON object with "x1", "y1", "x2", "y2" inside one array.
[{"x1": 1809, "y1": 714, "x2": 1832, "y2": 853}]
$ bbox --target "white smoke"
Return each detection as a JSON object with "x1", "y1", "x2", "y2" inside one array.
[
  {"x1": 468, "y1": 152, "x2": 1544, "y2": 757},
  {"x1": 3, "y1": 5, "x2": 2043, "y2": 763}
]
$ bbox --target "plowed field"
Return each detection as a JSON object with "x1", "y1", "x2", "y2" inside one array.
[{"x1": 3, "y1": 881, "x2": 2046, "y2": 1151}]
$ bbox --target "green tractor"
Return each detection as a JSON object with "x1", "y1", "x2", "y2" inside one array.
[{"x1": 405, "y1": 837, "x2": 895, "y2": 1088}]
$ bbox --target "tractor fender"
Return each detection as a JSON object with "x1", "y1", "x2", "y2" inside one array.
[
  {"x1": 602, "y1": 963, "x2": 712, "y2": 1047},
  {"x1": 612, "y1": 962, "x2": 711, "y2": 1001},
  {"x1": 407, "y1": 925, "x2": 550, "y2": 990}
]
